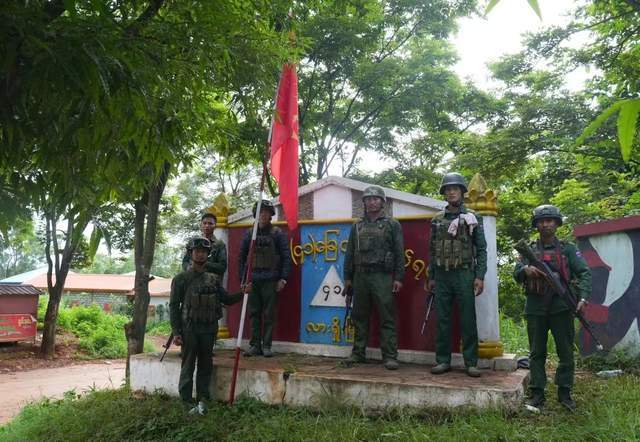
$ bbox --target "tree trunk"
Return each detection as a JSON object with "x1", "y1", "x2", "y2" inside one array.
[{"x1": 124, "y1": 162, "x2": 170, "y2": 379}]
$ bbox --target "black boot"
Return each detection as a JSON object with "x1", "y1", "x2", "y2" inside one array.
[
  {"x1": 525, "y1": 389, "x2": 545, "y2": 409},
  {"x1": 558, "y1": 387, "x2": 576, "y2": 411}
]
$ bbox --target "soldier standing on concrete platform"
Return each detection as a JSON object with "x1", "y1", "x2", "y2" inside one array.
[
  {"x1": 514, "y1": 205, "x2": 591, "y2": 411},
  {"x1": 427, "y1": 172, "x2": 487, "y2": 378},
  {"x1": 170, "y1": 237, "x2": 242, "y2": 415},
  {"x1": 343, "y1": 185, "x2": 405, "y2": 370},
  {"x1": 240, "y1": 200, "x2": 291, "y2": 358},
  {"x1": 182, "y1": 213, "x2": 227, "y2": 277}
]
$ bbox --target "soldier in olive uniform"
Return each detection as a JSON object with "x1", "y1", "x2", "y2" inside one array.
[
  {"x1": 514, "y1": 205, "x2": 591, "y2": 411},
  {"x1": 428, "y1": 173, "x2": 487, "y2": 377},
  {"x1": 170, "y1": 237, "x2": 242, "y2": 414},
  {"x1": 182, "y1": 213, "x2": 227, "y2": 277},
  {"x1": 240, "y1": 200, "x2": 291, "y2": 358},
  {"x1": 343, "y1": 185, "x2": 405, "y2": 370}
]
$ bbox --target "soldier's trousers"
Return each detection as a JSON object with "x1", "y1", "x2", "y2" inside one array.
[
  {"x1": 527, "y1": 310, "x2": 575, "y2": 391},
  {"x1": 248, "y1": 280, "x2": 277, "y2": 349},
  {"x1": 351, "y1": 271, "x2": 397, "y2": 361},
  {"x1": 434, "y1": 267, "x2": 478, "y2": 367},
  {"x1": 179, "y1": 328, "x2": 216, "y2": 403}
]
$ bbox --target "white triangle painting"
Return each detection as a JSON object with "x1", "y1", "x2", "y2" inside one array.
[{"x1": 310, "y1": 265, "x2": 346, "y2": 307}]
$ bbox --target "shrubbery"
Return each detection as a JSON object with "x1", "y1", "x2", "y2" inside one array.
[{"x1": 146, "y1": 320, "x2": 171, "y2": 336}]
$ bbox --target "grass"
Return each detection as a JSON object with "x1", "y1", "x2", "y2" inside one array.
[
  {"x1": 1, "y1": 374, "x2": 639, "y2": 441},
  {"x1": 146, "y1": 320, "x2": 172, "y2": 336}
]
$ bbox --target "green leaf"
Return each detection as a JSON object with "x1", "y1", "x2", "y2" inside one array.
[
  {"x1": 484, "y1": 0, "x2": 501, "y2": 15},
  {"x1": 617, "y1": 99, "x2": 640, "y2": 163},
  {"x1": 576, "y1": 100, "x2": 625, "y2": 146},
  {"x1": 88, "y1": 226, "x2": 103, "y2": 259},
  {"x1": 526, "y1": 0, "x2": 542, "y2": 20}
]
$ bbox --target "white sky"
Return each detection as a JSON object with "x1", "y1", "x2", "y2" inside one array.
[{"x1": 352, "y1": 0, "x2": 586, "y2": 176}]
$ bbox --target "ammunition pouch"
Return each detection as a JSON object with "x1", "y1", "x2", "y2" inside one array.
[
  {"x1": 253, "y1": 230, "x2": 281, "y2": 271},
  {"x1": 432, "y1": 216, "x2": 474, "y2": 270}
]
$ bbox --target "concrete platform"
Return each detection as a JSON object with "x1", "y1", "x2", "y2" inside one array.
[{"x1": 131, "y1": 350, "x2": 528, "y2": 411}]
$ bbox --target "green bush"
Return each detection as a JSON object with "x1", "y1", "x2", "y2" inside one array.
[
  {"x1": 578, "y1": 346, "x2": 640, "y2": 375},
  {"x1": 146, "y1": 320, "x2": 171, "y2": 336}
]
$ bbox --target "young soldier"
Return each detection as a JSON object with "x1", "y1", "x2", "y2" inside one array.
[
  {"x1": 343, "y1": 185, "x2": 405, "y2": 370},
  {"x1": 182, "y1": 212, "x2": 227, "y2": 277},
  {"x1": 514, "y1": 205, "x2": 591, "y2": 411},
  {"x1": 170, "y1": 237, "x2": 242, "y2": 415},
  {"x1": 427, "y1": 172, "x2": 487, "y2": 377},
  {"x1": 239, "y1": 200, "x2": 291, "y2": 358}
]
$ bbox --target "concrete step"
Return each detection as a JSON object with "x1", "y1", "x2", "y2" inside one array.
[{"x1": 131, "y1": 350, "x2": 528, "y2": 410}]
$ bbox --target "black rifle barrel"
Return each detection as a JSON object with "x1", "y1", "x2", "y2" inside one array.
[
  {"x1": 515, "y1": 239, "x2": 604, "y2": 351},
  {"x1": 160, "y1": 334, "x2": 174, "y2": 362}
]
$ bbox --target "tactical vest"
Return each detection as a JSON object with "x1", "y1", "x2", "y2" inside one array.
[
  {"x1": 182, "y1": 273, "x2": 222, "y2": 324},
  {"x1": 432, "y1": 213, "x2": 474, "y2": 270},
  {"x1": 354, "y1": 218, "x2": 394, "y2": 271},
  {"x1": 525, "y1": 240, "x2": 569, "y2": 296},
  {"x1": 253, "y1": 227, "x2": 281, "y2": 271}
]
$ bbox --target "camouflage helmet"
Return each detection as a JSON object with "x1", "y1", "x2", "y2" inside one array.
[
  {"x1": 531, "y1": 204, "x2": 563, "y2": 228},
  {"x1": 362, "y1": 185, "x2": 386, "y2": 203},
  {"x1": 252, "y1": 199, "x2": 275, "y2": 216},
  {"x1": 187, "y1": 236, "x2": 212, "y2": 251},
  {"x1": 439, "y1": 172, "x2": 468, "y2": 195}
]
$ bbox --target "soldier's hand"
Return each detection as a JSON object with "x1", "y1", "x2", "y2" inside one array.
[
  {"x1": 473, "y1": 278, "x2": 484, "y2": 296},
  {"x1": 524, "y1": 265, "x2": 545, "y2": 279},
  {"x1": 392, "y1": 280, "x2": 403, "y2": 294},
  {"x1": 427, "y1": 279, "x2": 436, "y2": 294},
  {"x1": 174, "y1": 335, "x2": 183, "y2": 346},
  {"x1": 576, "y1": 298, "x2": 588, "y2": 313},
  {"x1": 276, "y1": 279, "x2": 287, "y2": 292},
  {"x1": 242, "y1": 283, "x2": 253, "y2": 293},
  {"x1": 345, "y1": 280, "x2": 352, "y2": 291}
]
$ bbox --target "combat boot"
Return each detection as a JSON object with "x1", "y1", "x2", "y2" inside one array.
[
  {"x1": 430, "y1": 363, "x2": 451, "y2": 375},
  {"x1": 525, "y1": 389, "x2": 546, "y2": 409},
  {"x1": 466, "y1": 366, "x2": 481, "y2": 378},
  {"x1": 340, "y1": 353, "x2": 366, "y2": 367},
  {"x1": 262, "y1": 347, "x2": 273, "y2": 358},
  {"x1": 558, "y1": 387, "x2": 576, "y2": 411},
  {"x1": 244, "y1": 346, "x2": 262, "y2": 357},
  {"x1": 384, "y1": 359, "x2": 399, "y2": 370}
]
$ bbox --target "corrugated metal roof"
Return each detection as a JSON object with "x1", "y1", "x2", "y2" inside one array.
[
  {"x1": 24, "y1": 273, "x2": 172, "y2": 296},
  {"x1": 0, "y1": 283, "x2": 42, "y2": 296}
]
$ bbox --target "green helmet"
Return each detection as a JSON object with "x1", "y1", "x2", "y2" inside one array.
[
  {"x1": 362, "y1": 185, "x2": 386, "y2": 203},
  {"x1": 531, "y1": 204, "x2": 563, "y2": 228},
  {"x1": 253, "y1": 199, "x2": 275, "y2": 216},
  {"x1": 439, "y1": 172, "x2": 468, "y2": 194},
  {"x1": 187, "y1": 236, "x2": 212, "y2": 251}
]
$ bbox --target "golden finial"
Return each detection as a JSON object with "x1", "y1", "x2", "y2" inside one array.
[
  {"x1": 465, "y1": 173, "x2": 498, "y2": 216},
  {"x1": 204, "y1": 193, "x2": 230, "y2": 226}
]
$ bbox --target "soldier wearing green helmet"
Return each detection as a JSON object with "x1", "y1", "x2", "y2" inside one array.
[
  {"x1": 170, "y1": 237, "x2": 243, "y2": 414},
  {"x1": 343, "y1": 185, "x2": 405, "y2": 370},
  {"x1": 427, "y1": 172, "x2": 487, "y2": 378},
  {"x1": 514, "y1": 204, "x2": 591, "y2": 411}
]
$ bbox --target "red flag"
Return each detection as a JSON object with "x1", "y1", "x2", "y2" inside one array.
[{"x1": 270, "y1": 63, "x2": 299, "y2": 231}]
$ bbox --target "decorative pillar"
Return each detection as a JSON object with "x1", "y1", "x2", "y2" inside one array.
[
  {"x1": 465, "y1": 173, "x2": 503, "y2": 358},
  {"x1": 205, "y1": 193, "x2": 232, "y2": 340}
]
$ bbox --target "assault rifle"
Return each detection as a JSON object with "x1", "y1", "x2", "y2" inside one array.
[
  {"x1": 160, "y1": 334, "x2": 174, "y2": 362},
  {"x1": 514, "y1": 239, "x2": 604, "y2": 351},
  {"x1": 343, "y1": 285, "x2": 353, "y2": 333},
  {"x1": 421, "y1": 288, "x2": 435, "y2": 336}
]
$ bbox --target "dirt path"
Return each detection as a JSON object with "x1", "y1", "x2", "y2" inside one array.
[{"x1": 0, "y1": 361, "x2": 126, "y2": 425}]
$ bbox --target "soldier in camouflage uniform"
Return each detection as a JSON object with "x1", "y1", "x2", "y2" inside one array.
[
  {"x1": 240, "y1": 200, "x2": 291, "y2": 358},
  {"x1": 514, "y1": 205, "x2": 591, "y2": 411},
  {"x1": 343, "y1": 185, "x2": 405, "y2": 370},
  {"x1": 182, "y1": 212, "x2": 227, "y2": 277},
  {"x1": 170, "y1": 237, "x2": 242, "y2": 414},
  {"x1": 428, "y1": 173, "x2": 487, "y2": 377}
]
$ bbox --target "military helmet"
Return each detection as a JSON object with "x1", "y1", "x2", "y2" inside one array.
[
  {"x1": 439, "y1": 172, "x2": 468, "y2": 194},
  {"x1": 187, "y1": 236, "x2": 212, "y2": 251},
  {"x1": 531, "y1": 204, "x2": 563, "y2": 228},
  {"x1": 362, "y1": 185, "x2": 386, "y2": 203},
  {"x1": 253, "y1": 199, "x2": 275, "y2": 216}
]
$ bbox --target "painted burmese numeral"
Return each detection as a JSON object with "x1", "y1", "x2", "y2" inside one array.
[
  {"x1": 404, "y1": 249, "x2": 427, "y2": 280},
  {"x1": 290, "y1": 229, "x2": 349, "y2": 265}
]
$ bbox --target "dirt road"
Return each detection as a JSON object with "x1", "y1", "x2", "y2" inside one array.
[{"x1": 0, "y1": 361, "x2": 126, "y2": 425}]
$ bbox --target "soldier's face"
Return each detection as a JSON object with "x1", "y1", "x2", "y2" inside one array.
[
  {"x1": 258, "y1": 208, "x2": 272, "y2": 225},
  {"x1": 536, "y1": 218, "x2": 558, "y2": 237},
  {"x1": 364, "y1": 196, "x2": 383, "y2": 212},
  {"x1": 191, "y1": 247, "x2": 209, "y2": 265},
  {"x1": 200, "y1": 217, "x2": 215, "y2": 237},
  {"x1": 444, "y1": 185, "x2": 463, "y2": 205}
]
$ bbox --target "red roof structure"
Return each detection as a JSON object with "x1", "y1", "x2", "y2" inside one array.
[
  {"x1": 0, "y1": 284, "x2": 42, "y2": 296},
  {"x1": 24, "y1": 273, "x2": 172, "y2": 297}
]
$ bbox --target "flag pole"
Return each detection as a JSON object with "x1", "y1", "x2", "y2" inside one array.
[{"x1": 228, "y1": 71, "x2": 284, "y2": 405}]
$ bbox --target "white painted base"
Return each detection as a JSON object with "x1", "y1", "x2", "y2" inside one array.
[{"x1": 216, "y1": 339, "x2": 517, "y2": 371}]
